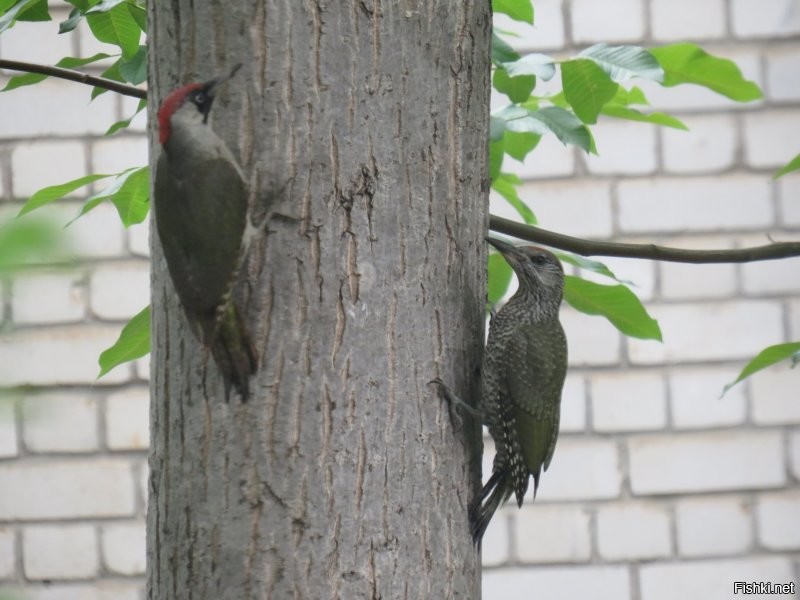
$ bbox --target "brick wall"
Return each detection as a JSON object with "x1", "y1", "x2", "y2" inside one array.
[{"x1": 0, "y1": 1, "x2": 798, "y2": 598}]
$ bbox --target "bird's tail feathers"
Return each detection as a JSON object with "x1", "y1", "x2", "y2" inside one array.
[
  {"x1": 469, "y1": 469, "x2": 514, "y2": 544},
  {"x1": 208, "y1": 301, "x2": 257, "y2": 401}
]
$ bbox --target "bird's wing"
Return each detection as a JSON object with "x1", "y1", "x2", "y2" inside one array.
[
  {"x1": 154, "y1": 152, "x2": 247, "y2": 314},
  {"x1": 506, "y1": 321, "x2": 567, "y2": 479}
]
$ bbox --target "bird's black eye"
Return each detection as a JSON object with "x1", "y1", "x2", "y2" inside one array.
[
  {"x1": 191, "y1": 91, "x2": 207, "y2": 107},
  {"x1": 531, "y1": 254, "x2": 547, "y2": 265}
]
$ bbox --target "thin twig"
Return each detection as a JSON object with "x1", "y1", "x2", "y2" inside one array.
[
  {"x1": 0, "y1": 59, "x2": 146, "y2": 99},
  {"x1": 489, "y1": 215, "x2": 800, "y2": 264}
]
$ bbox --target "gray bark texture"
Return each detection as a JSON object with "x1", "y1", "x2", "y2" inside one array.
[{"x1": 147, "y1": 1, "x2": 491, "y2": 598}]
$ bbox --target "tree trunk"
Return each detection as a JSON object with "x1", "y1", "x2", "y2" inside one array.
[{"x1": 147, "y1": 1, "x2": 491, "y2": 597}]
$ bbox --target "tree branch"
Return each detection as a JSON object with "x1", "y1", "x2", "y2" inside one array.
[
  {"x1": 0, "y1": 59, "x2": 146, "y2": 100},
  {"x1": 489, "y1": 214, "x2": 800, "y2": 264}
]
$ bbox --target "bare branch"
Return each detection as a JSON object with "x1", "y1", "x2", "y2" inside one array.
[
  {"x1": 0, "y1": 59, "x2": 146, "y2": 100},
  {"x1": 489, "y1": 215, "x2": 800, "y2": 264}
]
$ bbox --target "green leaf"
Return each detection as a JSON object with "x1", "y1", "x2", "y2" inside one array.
[
  {"x1": 86, "y1": 1, "x2": 140, "y2": 58},
  {"x1": 503, "y1": 53, "x2": 556, "y2": 80},
  {"x1": 59, "y1": 6, "x2": 83, "y2": 32},
  {"x1": 493, "y1": 67, "x2": 536, "y2": 104},
  {"x1": 774, "y1": 153, "x2": 800, "y2": 179},
  {"x1": 119, "y1": 45, "x2": 146, "y2": 84},
  {"x1": 17, "y1": 173, "x2": 113, "y2": 216},
  {"x1": 562, "y1": 58, "x2": 619, "y2": 124},
  {"x1": 492, "y1": 172, "x2": 536, "y2": 225},
  {"x1": 97, "y1": 305, "x2": 151, "y2": 378},
  {"x1": 723, "y1": 341, "x2": 800, "y2": 395},
  {"x1": 564, "y1": 275, "x2": 662, "y2": 340},
  {"x1": 487, "y1": 252, "x2": 514, "y2": 306},
  {"x1": 580, "y1": 43, "x2": 664, "y2": 83},
  {"x1": 2, "y1": 53, "x2": 111, "y2": 92},
  {"x1": 601, "y1": 104, "x2": 688, "y2": 130},
  {"x1": 0, "y1": 0, "x2": 49, "y2": 32},
  {"x1": 557, "y1": 253, "x2": 632, "y2": 284},
  {"x1": 502, "y1": 129, "x2": 540, "y2": 162},
  {"x1": 105, "y1": 97, "x2": 146, "y2": 135},
  {"x1": 612, "y1": 85, "x2": 650, "y2": 106},
  {"x1": 492, "y1": 31, "x2": 520, "y2": 65},
  {"x1": 91, "y1": 58, "x2": 123, "y2": 99},
  {"x1": 650, "y1": 43, "x2": 762, "y2": 102},
  {"x1": 72, "y1": 166, "x2": 149, "y2": 227},
  {"x1": 0, "y1": 215, "x2": 66, "y2": 272},
  {"x1": 493, "y1": 0, "x2": 533, "y2": 24},
  {"x1": 526, "y1": 106, "x2": 594, "y2": 152}
]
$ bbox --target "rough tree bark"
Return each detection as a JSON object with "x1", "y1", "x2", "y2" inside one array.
[{"x1": 147, "y1": 1, "x2": 491, "y2": 598}]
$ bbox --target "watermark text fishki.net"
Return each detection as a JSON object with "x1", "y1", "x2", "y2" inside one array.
[{"x1": 733, "y1": 582, "x2": 795, "y2": 595}]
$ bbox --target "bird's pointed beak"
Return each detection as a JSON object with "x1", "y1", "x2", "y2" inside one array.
[{"x1": 203, "y1": 63, "x2": 243, "y2": 97}]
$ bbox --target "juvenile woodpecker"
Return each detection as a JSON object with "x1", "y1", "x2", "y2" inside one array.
[
  {"x1": 433, "y1": 237, "x2": 567, "y2": 543},
  {"x1": 155, "y1": 64, "x2": 257, "y2": 400}
]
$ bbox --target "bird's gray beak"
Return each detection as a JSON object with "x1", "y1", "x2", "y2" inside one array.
[
  {"x1": 487, "y1": 236, "x2": 525, "y2": 264},
  {"x1": 204, "y1": 63, "x2": 243, "y2": 96}
]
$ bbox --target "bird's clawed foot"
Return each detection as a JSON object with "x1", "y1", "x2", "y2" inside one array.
[{"x1": 428, "y1": 377, "x2": 482, "y2": 419}]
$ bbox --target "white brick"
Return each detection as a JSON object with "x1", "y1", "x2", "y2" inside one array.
[
  {"x1": 744, "y1": 111, "x2": 800, "y2": 169},
  {"x1": 659, "y1": 237, "x2": 737, "y2": 300},
  {"x1": 17, "y1": 582, "x2": 142, "y2": 600},
  {"x1": 670, "y1": 367, "x2": 747, "y2": 429},
  {"x1": 62, "y1": 202, "x2": 127, "y2": 258},
  {"x1": 650, "y1": 0, "x2": 726, "y2": 41},
  {"x1": 11, "y1": 141, "x2": 86, "y2": 199},
  {"x1": 515, "y1": 505, "x2": 591, "y2": 563},
  {"x1": 0, "y1": 79, "x2": 117, "y2": 138},
  {"x1": 617, "y1": 176, "x2": 773, "y2": 234},
  {"x1": 0, "y1": 400, "x2": 16, "y2": 458},
  {"x1": 732, "y1": 0, "x2": 800, "y2": 38},
  {"x1": 596, "y1": 503, "x2": 672, "y2": 560},
  {"x1": 101, "y1": 521, "x2": 145, "y2": 575},
  {"x1": 11, "y1": 271, "x2": 86, "y2": 324},
  {"x1": 120, "y1": 96, "x2": 148, "y2": 133},
  {"x1": 766, "y1": 46, "x2": 800, "y2": 101},
  {"x1": 571, "y1": 0, "x2": 644, "y2": 42},
  {"x1": 778, "y1": 175, "x2": 800, "y2": 226},
  {"x1": 0, "y1": 527, "x2": 14, "y2": 578},
  {"x1": 106, "y1": 387, "x2": 149, "y2": 450},
  {"x1": 756, "y1": 491, "x2": 800, "y2": 550},
  {"x1": 135, "y1": 354, "x2": 151, "y2": 381},
  {"x1": 89, "y1": 262, "x2": 150, "y2": 320},
  {"x1": 593, "y1": 255, "x2": 656, "y2": 302},
  {"x1": 0, "y1": 460, "x2": 135, "y2": 519},
  {"x1": 585, "y1": 120, "x2": 657, "y2": 176},
  {"x1": 792, "y1": 430, "x2": 800, "y2": 480},
  {"x1": 23, "y1": 525, "x2": 98, "y2": 580},
  {"x1": 537, "y1": 438, "x2": 621, "y2": 501},
  {"x1": 512, "y1": 180, "x2": 613, "y2": 238},
  {"x1": 492, "y1": 0, "x2": 565, "y2": 51},
  {"x1": 499, "y1": 134, "x2": 575, "y2": 179},
  {"x1": 661, "y1": 115, "x2": 737, "y2": 174},
  {"x1": 22, "y1": 393, "x2": 99, "y2": 453},
  {"x1": 560, "y1": 373, "x2": 586, "y2": 432},
  {"x1": 591, "y1": 371, "x2": 667, "y2": 432},
  {"x1": 676, "y1": 496, "x2": 752, "y2": 557},
  {"x1": 481, "y1": 510, "x2": 510, "y2": 567},
  {"x1": 629, "y1": 431, "x2": 785, "y2": 495},
  {"x1": 0, "y1": 19, "x2": 73, "y2": 64},
  {"x1": 742, "y1": 254, "x2": 800, "y2": 294},
  {"x1": 128, "y1": 218, "x2": 150, "y2": 256},
  {"x1": 561, "y1": 308, "x2": 622, "y2": 366},
  {"x1": 636, "y1": 50, "x2": 762, "y2": 112},
  {"x1": 751, "y1": 365, "x2": 800, "y2": 424},
  {"x1": 640, "y1": 557, "x2": 794, "y2": 600},
  {"x1": 91, "y1": 137, "x2": 149, "y2": 175},
  {"x1": 0, "y1": 325, "x2": 131, "y2": 386},
  {"x1": 790, "y1": 299, "x2": 800, "y2": 340},
  {"x1": 628, "y1": 301, "x2": 783, "y2": 364},
  {"x1": 484, "y1": 565, "x2": 630, "y2": 600}
]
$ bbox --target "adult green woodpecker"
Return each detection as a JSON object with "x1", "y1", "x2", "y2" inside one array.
[{"x1": 155, "y1": 64, "x2": 257, "y2": 400}]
